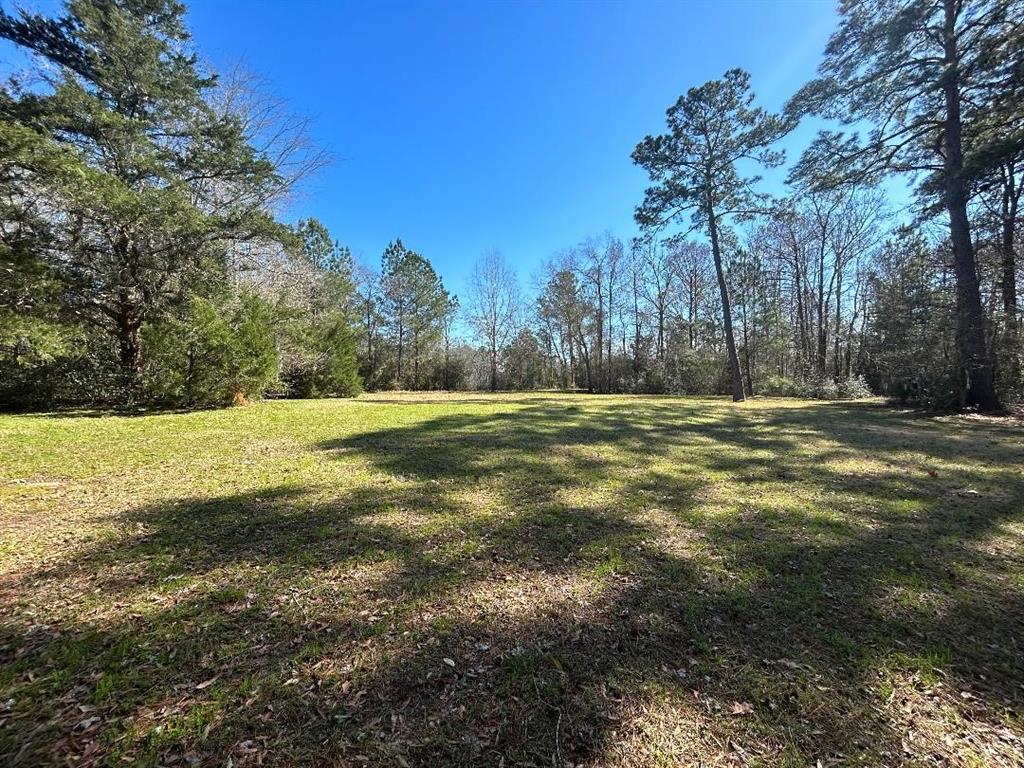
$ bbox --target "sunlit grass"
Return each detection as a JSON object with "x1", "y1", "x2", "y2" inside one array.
[{"x1": 1, "y1": 393, "x2": 1022, "y2": 766}]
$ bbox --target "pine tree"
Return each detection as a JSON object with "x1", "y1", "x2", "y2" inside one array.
[
  {"x1": 633, "y1": 69, "x2": 791, "y2": 401},
  {"x1": 788, "y1": 0, "x2": 1023, "y2": 410},
  {"x1": 379, "y1": 240, "x2": 448, "y2": 388},
  {"x1": 1, "y1": 0, "x2": 289, "y2": 395}
]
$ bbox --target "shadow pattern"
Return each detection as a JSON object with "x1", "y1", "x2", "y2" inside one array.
[{"x1": 2, "y1": 399, "x2": 1023, "y2": 766}]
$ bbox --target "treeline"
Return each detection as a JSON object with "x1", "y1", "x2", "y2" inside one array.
[
  {"x1": 451, "y1": 0, "x2": 1023, "y2": 410},
  {"x1": 2, "y1": 0, "x2": 1021, "y2": 411}
]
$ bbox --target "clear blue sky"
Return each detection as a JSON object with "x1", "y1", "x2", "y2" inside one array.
[
  {"x1": 2, "y1": 0, "x2": 844, "y2": 295},
  {"x1": 184, "y1": 0, "x2": 841, "y2": 294}
]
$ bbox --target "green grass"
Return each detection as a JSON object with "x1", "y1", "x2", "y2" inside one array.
[{"x1": 1, "y1": 392, "x2": 1022, "y2": 766}]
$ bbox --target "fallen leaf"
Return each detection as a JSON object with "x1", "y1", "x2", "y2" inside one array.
[
  {"x1": 195, "y1": 675, "x2": 220, "y2": 690},
  {"x1": 76, "y1": 716, "x2": 101, "y2": 731},
  {"x1": 443, "y1": 657, "x2": 456, "y2": 668},
  {"x1": 730, "y1": 701, "x2": 754, "y2": 716}
]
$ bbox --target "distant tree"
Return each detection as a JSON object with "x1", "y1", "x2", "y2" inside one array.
[
  {"x1": 537, "y1": 256, "x2": 594, "y2": 390},
  {"x1": 298, "y1": 218, "x2": 335, "y2": 272},
  {"x1": 408, "y1": 270, "x2": 449, "y2": 390},
  {"x1": 504, "y1": 328, "x2": 546, "y2": 390},
  {"x1": 637, "y1": 240, "x2": 677, "y2": 361},
  {"x1": 623, "y1": 243, "x2": 647, "y2": 377},
  {"x1": 788, "y1": 0, "x2": 1023, "y2": 410},
  {"x1": 673, "y1": 240, "x2": 714, "y2": 352},
  {"x1": 262, "y1": 218, "x2": 361, "y2": 398},
  {"x1": 379, "y1": 240, "x2": 413, "y2": 384},
  {"x1": 296, "y1": 218, "x2": 355, "y2": 320},
  {"x1": 379, "y1": 240, "x2": 448, "y2": 388},
  {"x1": 467, "y1": 250, "x2": 521, "y2": 391},
  {"x1": 970, "y1": 84, "x2": 1023, "y2": 399},
  {"x1": 351, "y1": 263, "x2": 382, "y2": 389},
  {"x1": 861, "y1": 229, "x2": 959, "y2": 407},
  {"x1": 577, "y1": 235, "x2": 623, "y2": 393},
  {"x1": 633, "y1": 69, "x2": 791, "y2": 401},
  {"x1": 978, "y1": 156, "x2": 1024, "y2": 397},
  {"x1": 438, "y1": 294, "x2": 460, "y2": 390}
]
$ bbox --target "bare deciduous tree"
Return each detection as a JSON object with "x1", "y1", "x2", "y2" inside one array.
[{"x1": 467, "y1": 250, "x2": 521, "y2": 391}]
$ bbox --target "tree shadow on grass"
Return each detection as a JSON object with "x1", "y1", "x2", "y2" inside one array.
[{"x1": 3, "y1": 399, "x2": 1023, "y2": 766}]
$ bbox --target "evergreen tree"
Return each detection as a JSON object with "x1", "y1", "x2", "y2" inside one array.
[
  {"x1": 379, "y1": 240, "x2": 449, "y2": 388},
  {"x1": 862, "y1": 230, "x2": 959, "y2": 407},
  {"x1": 0, "y1": 0, "x2": 289, "y2": 395},
  {"x1": 633, "y1": 69, "x2": 791, "y2": 401},
  {"x1": 788, "y1": 0, "x2": 1023, "y2": 410},
  {"x1": 143, "y1": 292, "x2": 278, "y2": 407}
]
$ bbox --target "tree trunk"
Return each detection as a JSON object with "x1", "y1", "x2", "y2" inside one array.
[
  {"x1": 577, "y1": 327, "x2": 593, "y2": 392},
  {"x1": 740, "y1": 301, "x2": 755, "y2": 397},
  {"x1": 1000, "y1": 161, "x2": 1019, "y2": 319},
  {"x1": 844, "y1": 272, "x2": 862, "y2": 380},
  {"x1": 632, "y1": 270, "x2": 642, "y2": 375},
  {"x1": 364, "y1": 298, "x2": 375, "y2": 383},
  {"x1": 707, "y1": 207, "x2": 744, "y2": 401},
  {"x1": 688, "y1": 272, "x2": 698, "y2": 348},
  {"x1": 595, "y1": 271, "x2": 604, "y2": 393},
  {"x1": 444, "y1": 335, "x2": 450, "y2": 391},
  {"x1": 793, "y1": 256, "x2": 810, "y2": 374},
  {"x1": 997, "y1": 161, "x2": 1021, "y2": 391},
  {"x1": 833, "y1": 269, "x2": 843, "y2": 382},
  {"x1": 942, "y1": 0, "x2": 1000, "y2": 411},
  {"x1": 411, "y1": 323, "x2": 421, "y2": 390},
  {"x1": 816, "y1": 241, "x2": 828, "y2": 376},
  {"x1": 607, "y1": 274, "x2": 614, "y2": 393},
  {"x1": 657, "y1": 303, "x2": 666, "y2": 359},
  {"x1": 396, "y1": 320, "x2": 404, "y2": 387},
  {"x1": 117, "y1": 289, "x2": 143, "y2": 392},
  {"x1": 567, "y1": 323, "x2": 576, "y2": 389}
]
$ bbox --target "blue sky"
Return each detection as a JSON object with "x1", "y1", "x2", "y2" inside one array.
[
  {"x1": 2, "y1": 0, "x2": 845, "y2": 294},
  {"x1": 183, "y1": 0, "x2": 842, "y2": 293}
]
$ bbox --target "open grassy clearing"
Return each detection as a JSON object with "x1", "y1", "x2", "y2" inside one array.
[{"x1": 1, "y1": 393, "x2": 1023, "y2": 767}]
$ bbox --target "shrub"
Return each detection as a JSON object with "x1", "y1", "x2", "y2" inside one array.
[
  {"x1": 316, "y1": 313, "x2": 362, "y2": 397},
  {"x1": 761, "y1": 374, "x2": 873, "y2": 400},
  {"x1": 836, "y1": 375, "x2": 872, "y2": 399},
  {"x1": 760, "y1": 375, "x2": 800, "y2": 397},
  {"x1": 660, "y1": 346, "x2": 727, "y2": 395},
  {"x1": 143, "y1": 293, "x2": 279, "y2": 407},
  {"x1": 884, "y1": 374, "x2": 960, "y2": 410},
  {"x1": 278, "y1": 311, "x2": 362, "y2": 398},
  {"x1": 0, "y1": 313, "x2": 76, "y2": 409}
]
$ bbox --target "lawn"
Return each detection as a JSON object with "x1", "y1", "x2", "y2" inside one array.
[{"x1": 1, "y1": 393, "x2": 1023, "y2": 767}]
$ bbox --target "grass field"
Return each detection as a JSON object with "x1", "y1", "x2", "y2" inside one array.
[{"x1": 1, "y1": 393, "x2": 1023, "y2": 767}]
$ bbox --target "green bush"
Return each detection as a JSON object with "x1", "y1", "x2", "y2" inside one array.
[
  {"x1": 143, "y1": 293, "x2": 279, "y2": 407},
  {"x1": 316, "y1": 313, "x2": 362, "y2": 397},
  {"x1": 761, "y1": 374, "x2": 872, "y2": 400},
  {"x1": 279, "y1": 311, "x2": 361, "y2": 398},
  {"x1": 760, "y1": 375, "x2": 800, "y2": 397},
  {"x1": 662, "y1": 346, "x2": 729, "y2": 395},
  {"x1": 0, "y1": 312, "x2": 75, "y2": 409},
  {"x1": 0, "y1": 318, "x2": 129, "y2": 409}
]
